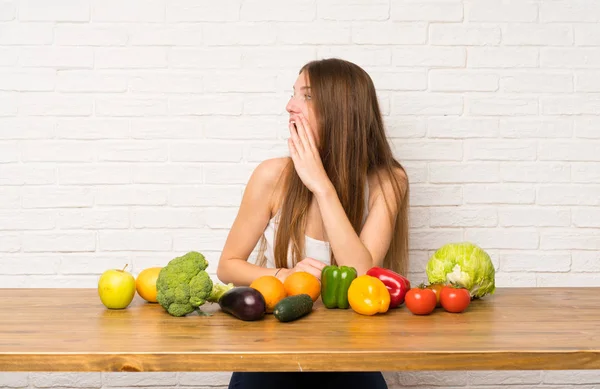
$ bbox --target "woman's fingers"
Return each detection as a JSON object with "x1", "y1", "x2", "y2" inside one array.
[
  {"x1": 298, "y1": 115, "x2": 317, "y2": 152},
  {"x1": 289, "y1": 122, "x2": 304, "y2": 154}
]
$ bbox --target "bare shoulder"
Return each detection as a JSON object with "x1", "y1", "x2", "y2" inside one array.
[
  {"x1": 247, "y1": 157, "x2": 291, "y2": 216},
  {"x1": 367, "y1": 166, "x2": 408, "y2": 209}
]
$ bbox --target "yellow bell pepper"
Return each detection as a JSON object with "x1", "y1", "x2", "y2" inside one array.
[{"x1": 348, "y1": 275, "x2": 390, "y2": 316}]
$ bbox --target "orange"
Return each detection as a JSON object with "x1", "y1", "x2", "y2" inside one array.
[
  {"x1": 136, "y1": 267, "x2": 162, "y2": 303},
  {"x1": 250, "y1": 275, "x2": 287, "y2": 313},
  {"x1": 283, "y1": 271, "x2": 321, "y2": 302}
]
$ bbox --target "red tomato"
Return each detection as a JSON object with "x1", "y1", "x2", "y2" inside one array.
[
  {"x1": 426, "y1": 283, "x2": 443, "y2": 308},
  {"x1": 440, "y1": 286, "x2": 471, "y2": 313},
  {"x1": 405, "y1": 287, "x2": 437, "y2": 315}
]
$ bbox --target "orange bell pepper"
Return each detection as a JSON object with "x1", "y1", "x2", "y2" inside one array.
[{"x1": 348, "y1": 275, "x2": 390, "y2": 316}]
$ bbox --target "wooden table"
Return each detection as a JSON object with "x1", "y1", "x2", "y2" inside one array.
[{"x1": 1, "y1": 287, "x2": 599, "y2": 372}]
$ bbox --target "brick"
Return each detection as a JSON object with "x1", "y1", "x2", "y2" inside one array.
[
  {"x1": 464, "y1": 184, "x2": 535, "y2": 204},
  {"x1": 500, "y1": 72, "x2": 573, "y2": 93},
  {"x1": 30, "y1": 373, "x2": 102, "y2": 387},
  {"x1": 173, "y1": 229, "x2": 230, "y2": 251},
  {"x1": 353, "y1": 22, "x2": 427, "y2": 45},
  {"x1": 402, "y1": 162, "x2": 427, "y2": 184},
  {"x1": 21, "y1": 141, "x2": 95, "y2": 162},
  {"x1": 542, "y1": 95, "x2": 600, "y2": 115},
  {"x1": 22, "y1": 187, "x2": 93, "y2": 208},
  {"x1": 469, "y1": 371, "x2": 541, "y2": 385},
  {"x1": 0, "y1": 187, "x2": 20, "y2": 209},
  {"x1": 0, "y1": 233, "x2": 20, "y2": 252},
  {"x1": 23, "y1": 232, "x2": 96, "y2": 252},
  {"x1": 96, "y1": 186, "x2": 167, "y2": 206},
  {"x1": 499, "y1": 118, "x2": 573, "y2": 138},
  {"x1": 575, "y1": 71, "x2": 600, "y2": 92},
  {"x1": 317, "y1": 46, "x2": 392, "y2": 66},
  {"x1": 0, "y1": 48, "x2": 17, "y2": 66},
  {"x1": 179, "y1": 372, "x2": 233, "y2": 386},
  {"x1": 541, "y1": 48, "x2": 600, "y2": 68},
  {"x1": 55, "y1": 24, "x2": 128, "y2": 46},
  {"x1": 20, "y1": 0, "x2": 89, "y2": 21},
  {"x1": 169, "y1": 96, "x2": 243, "y2": 116},
  {"x1": 204, "y1": 71, "x2": 276, "y2": 93},
  {"x1": 241, "y1": 0, "x2": 315, "y2": 21},
  {"x1": 0, "y1": 94, "x2": 17, "y2": 116},
  {"x1": 130, "y1": 25, "x2": 203, "y2": 46},
  {"x1": 538, "y1": 185, "x2": 600, "y2": 205},
  {"x1": 430, "y1": 24, "x2": 501, "y2": 46},
  {"x1": 392, "y1": 139, "x2": 463, "y2": 161},
  {"x1": 392, "y1": 93, "x2": 463, "y2": 115},
  {"x1": 573, "y1": 208, "x2": 600, "y2": 227},
  {"x1": 0, "y1": 23, "x2": 53, "y2": 44},
  {"x1": 0, "y1": 1, "x2": 15, "y2": 21},
  {"x1": 537, "y1": 273, "x2": 600, "y2": 287},
  {"x1": 392, "y1": 1, "x2": 462, "y2": 21},
  {"x1": 103, "y1": 372, "x2": 178, "y2": 386},
  {"x1": 59, "y1": 253, "x2": 130, "y2": 275},
  {"x1": 0, "y1": 142, "x2": 18, "y2": 162},
  {"x1": 204, "y1": 208, "x2": 238, "y2": 229},
  {"x1": 467, "y1": 0, "x2": 538, "y2": 22},
  {"x1": 430, "y1": 207, "x2": 497, "y2": 227},
  {"x1": 318, "y1": 0, "x2": 388, "y2": 21},
  {"x1": 204, "y1": 23, "x2": 275, "y2": 46},
  {"x1": 502, "y1": 252, "x2": 571, "y2": 272},
  {"x1": 93, "y1": 0, "x2": 164, "y2": 22},
  {"x1": 409, "y1": 185, "x2": 462, "y2": 206},
  {"x1": 133, "y1": 165, "x2": 204, "y2": 184},
  {"x1": 0, "y1": 210, "x2": 54, "y2": 230},
  {"x1": 500, "y1": 163, "x2": 570, "y2": 183},
  {"x1": 469, "y1": 47, "x2": 538, "y2": 68},
  {"x1": 130, "y1": 119, "x2": 202, "y2": 139},
  {"x1": 0, "y1": 165, "x2": 55, "y2": 185},
  {"x1": 19, "y1": 94, "x2": 93, "y2": 116},
  {"x1": 495, "y1": 272, "x2": 536, "y2": 287},
  {"x1": 59, "y1": 165, "x2": 131, "y2": 185},
  {"x1": 409, "y1": 229, "x2": 465, "y2": 250},
  {"x1": 245, "y1": 143, "x2": 289, "y2": 162},
  {"x1": 19, "y1": 47, "x2": 93, "y2": 68},
  {"x1": 204, "y1": 163, "x2": 256, "y2": 184},
  {"x1": 276, "y1": 23, "x2": 350, "y2": 45},
  {"x1": 170, "y1": 186, "x2": 243, "y2": 207},
  {"x1": 243, "y1": 94, "x2": 287, "y2": 115},
  {"x1": 466, "y1": 140, "x2": 536, "y2": 161},
  {"x1": 429, "y1": 162, "x2": 500, "y2": 183},
  {"x1": 408, "y1": 207, "x2": 429, "y2": 228},
  {"x1": 384, "y1": 117, "x2": 427, "y2": 138},
  {"x1": 0, "y1": 118, "x2": 55, "y2": 139},
  {"x1": 368, "y1": 70, "x2": 426, "y2": 91},
  {"x1": 393, "y1": 47, "x2": 465, "y2": 67},
  {"x1": 99, "y1": 231, "x2": 172, "y2": 251},
  {"x1": 541, "y1": 0, "x2": 600, "y2": 22},
  {"x1": 58, "y1": 209, "x2": 129, "y2": 229},
  {"x1": 98, "y1": 141, "x2": 168, "y2": 162},
  {"x1": 206, "y1": 116, "x2": 278, "y2": 139},
  {"x1": 427, "y1": 117, "x2": 499, "y2": 138},
  {"x1": 57, "y1": 71, "x2": 128, "y2": 93},
  {"x1": 429, "y1": 70, "x2": 498, "y2": 92},
  {"x1": 499, "y1": 208, "x2": 570, "y2": 227},
  {"x1": 571, "y1": 251, "x2": 600, "y2": 272},
  {"x1": 167, "y1": 0, "x2": 240, "y2": 22},
  {"x1": 572, "y1": 163, "x2": 600, "y2": 182},
  {"x1": 171, "y1": 142, "x2": 244, "y2": 162},
  {"x1": 169, "y1": 48, "x2": 241, "y2": 69},
  {"x1": 467, "y1": 96, "x2": 538, "y2": 116},
  {"x1": 539, "y1": 141, "x2": 600, "y2": 161},
  {"x1": 0, "y1": 69, "x2": 55, "y2": 91},
  {"x1": 96, "y1": 48, "x2": 167, "y2": 69},
  {"x1": 0, "y1": 372, "x2": 27, "y2": 387},
  {"x1": 503, "y1": 24, "x2": 573, "y2": 46},
  {"x1": 465, "y1": 228, "x2": 539, "y2": 249},
  {"x1": 243, "y1": 47, "x2": 317, "y2": 68},
  {"x1": 95, "y1": 97, "x2": 168, "y2": 117},
  {"x1": 133, "y1": 209, "x2": 204, "y2": 229},
  {"x1": 575, "y1": 24, "x2": 600, "y2": 46},
  {"x1": 56, "y1": 119, "x2": 129, "y2": 139}
]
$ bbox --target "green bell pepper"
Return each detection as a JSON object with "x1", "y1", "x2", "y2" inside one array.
[{"x1": 320, "y1": 265, "x2": 357, "y2": 309}]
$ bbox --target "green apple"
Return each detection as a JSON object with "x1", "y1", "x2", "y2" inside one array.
[{"x1": 98, "y1": 264, "x2": 136, "y2": 309}]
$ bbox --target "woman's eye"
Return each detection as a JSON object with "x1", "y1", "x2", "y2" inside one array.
[{"x1": 305, "y1": 94, "x2": 312, "y2": 101}]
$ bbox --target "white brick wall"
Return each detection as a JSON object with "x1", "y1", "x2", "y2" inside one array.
[{"x1": 1, "y1": 0, "x2": 599, "y2": 388}]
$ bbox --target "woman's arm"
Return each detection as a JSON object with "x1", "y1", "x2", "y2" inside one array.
[
  {"x1": 216, "y1": 158, "x2": 286, "y2": 286},
  {"x1": 314, "y1": 171, "x2": 404, "y2": 276}
]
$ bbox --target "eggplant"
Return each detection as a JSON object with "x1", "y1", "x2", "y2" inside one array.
[{"x1": 218, "y1": 286, "x2": 266, "y2": 321}]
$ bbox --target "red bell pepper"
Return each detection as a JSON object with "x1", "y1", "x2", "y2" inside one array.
[{"x1": 366, "y1": 267, "x2": 411, "y2": 309}]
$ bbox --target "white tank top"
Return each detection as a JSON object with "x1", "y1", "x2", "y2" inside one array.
[{"x1": 262, "y1": 182, "x2": 370, "y2": 269}]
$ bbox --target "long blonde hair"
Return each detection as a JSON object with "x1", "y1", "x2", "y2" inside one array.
[{"x1": 257, "y1": 58, "x2": 410, "y2": 275}]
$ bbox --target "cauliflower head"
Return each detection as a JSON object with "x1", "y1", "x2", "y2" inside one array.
[{"x1": 156, "y1": 251, "x2": 229, "y2": 317}]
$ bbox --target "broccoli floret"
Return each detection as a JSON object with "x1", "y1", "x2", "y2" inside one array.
[{"x1": 156, "y1": 251, "x2": 234, "y2": 317}]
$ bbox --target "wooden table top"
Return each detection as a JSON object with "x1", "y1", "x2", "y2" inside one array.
[{"x1": 1, "y1": 287, "x2": 599, "y2": 372}]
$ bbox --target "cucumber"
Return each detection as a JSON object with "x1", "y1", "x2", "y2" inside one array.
[{"x1": 273, "y1": 294, "x2": 313, "y2": 322}]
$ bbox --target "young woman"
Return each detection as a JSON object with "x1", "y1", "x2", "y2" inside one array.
[{"x1": 217, "y1": 58, "x2": 410, "y2": 389}]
